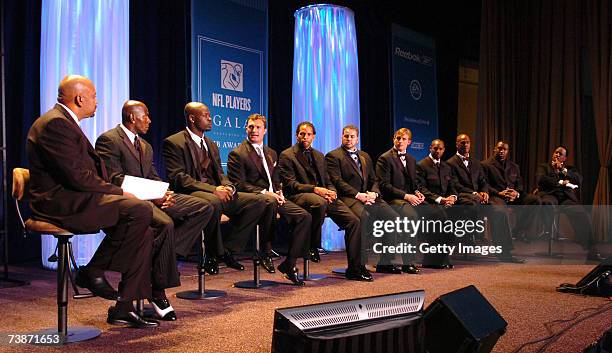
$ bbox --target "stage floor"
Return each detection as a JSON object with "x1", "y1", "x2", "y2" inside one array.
[{"x1": 0, "y1": 240, "x2": 610, "y2": 353}]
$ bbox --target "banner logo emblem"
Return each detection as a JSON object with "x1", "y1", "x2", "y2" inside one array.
[
  {"x1": 410, "y1": 80, "x2": 422, "y2": 100},
  {"x1": 221, "y1": 60, "x2": 244, "y2": 92}
]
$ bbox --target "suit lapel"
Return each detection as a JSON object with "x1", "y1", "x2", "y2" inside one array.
[
  {"x1": 183, "y1": 130, "x2": 203, "y2": 180},
  {"x1": 117, "y1": 126, "x2": 141, "y2": 162},
  {"x1": 343, "y1": 150, "x2": 362, "y2": 178},
  {"x1": 246, "y1": 142, "x2": 267, "y2": 179},
  {"x1": 294, "y1": 144, "x2": 316, "y2": 179}
]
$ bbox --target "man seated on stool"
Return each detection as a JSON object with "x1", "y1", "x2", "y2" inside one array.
[
  {"x1": 278, "y1": 122, "x2": 372, "y2": 281},
  {"x1": 95, "y1": 100, "x2": 215, "y2": 320},
  {"x1": 163, "y1": 102, "x2": 267, "y2": 271},
  {"x1": 227, "y1": 113, "x2": 311, "y2": 285},
  {"x1": 416, "y1": 139, "x2": 457, "y2": 269},
  {"x1": 27, "y1": 75, "x2": 157, "y2": 328},
  {"x1": 375, "y1": 128, "x2": 424, "y2": 274},
  {"x1": 446, "y1": 134, "x2": 522, "y2": 263},
  {"x1": 536, "y1": 146, "x2": 603, "y2": 261},
  {"x1": 326, "y1": 125, "x2": 405, "y2": 275},
  {"x1": 482, "y1": 141, "x2": 541, "y2": 243}
]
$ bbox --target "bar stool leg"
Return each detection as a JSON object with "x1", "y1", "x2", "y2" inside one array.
[
  {"x1": 29, "y1": 235, "x2": 100, "y2": 345},
  {"x1": 234, "y1": 225, "x2": 278, "y2": 289},
  {"x1": 176, "y1": 231, "x2": 226, "y2": 300},
  {"x1": 535, "y1": 211, "x2": 563, "y2": 258},
  {"x1": 299, "y1": 258, "x2": 327, "y2": 281}
]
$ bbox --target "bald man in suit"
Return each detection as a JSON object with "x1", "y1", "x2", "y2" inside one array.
[{"x1": 27, "y1": 76, "x2": 157, "y2": 328}]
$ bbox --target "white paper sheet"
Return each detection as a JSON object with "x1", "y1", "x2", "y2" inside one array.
[{"x1": 120, "y1": 175, "x2": 169, "y2": 200}]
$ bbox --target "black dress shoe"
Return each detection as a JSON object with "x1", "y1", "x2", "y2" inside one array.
[
  {"x1": 375, "y1": 264, "x2": 402, "y2": 274},
  {"x1": 221, "y1": 253, "x2": 245, "y2": 271},
  {"x1": 201, "y1": 254, "x2": 219, "y2": 275},
  {"x1": 149, "y1": 298, "x2": 177, "y2": 321},
  {"x1": 277, "y1": 261, "x2": 305, "y2": 286},
  {"x1": 261, "y1": 255, "x2": 275, "y2": 273},
  {"x1": 308, "y1": 248, "x2": 321, "y2": 263},
  {"x1": 107, "y1": 306, "x2": 159, "y2": 328},
  {"x1": 422, "y1": 263, "x2": 454, "y2": 269},
  {"x1": 346, "y1": 266, "x2": 373, "y2": 282},
  {"x1": 401, "y1": 264, "x2": 421, "y2": 274},
  {"x1": 586, "y1": 252, "x2": 605, "y2": 262},
  {"x1": 75, "y1": 267, "x2": 119, "y2": 300}
]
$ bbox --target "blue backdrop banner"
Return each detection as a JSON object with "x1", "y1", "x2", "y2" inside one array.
[
  {"x1": 191, "y1": 0, "x2": 268, "y2": 167},
  {"x1": 391, "y1": 24, "x2": 438, "y2": 161}
]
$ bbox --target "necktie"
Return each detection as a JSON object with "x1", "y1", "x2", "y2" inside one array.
[
  {"x1": 348, "y1": 150, "x2": 363, "y2": 177},
  {"x1": 304, "y1": 149, "x2": 314, "y2": 167},
  {"x1": 200, "y1": 139, "x2": 209, "y2": 162},
  {"x1": 256, "y1": 146, "x2": 274, "y2": 192},
  {"x1": 134, "y1": 136, "x2": 144, "y2": 175}
]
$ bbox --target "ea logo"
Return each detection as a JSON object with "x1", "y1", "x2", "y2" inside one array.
[{"x1": 410, "y1": 80, "x2": 422, "y2": 101}]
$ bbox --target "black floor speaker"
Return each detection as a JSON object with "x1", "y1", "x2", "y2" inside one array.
[
  {"x1": 423, "y1": 285, "x2": 507, "y2": 353},
  {"x1": 557, "y1": 257, "x2": 612, "y2": 297},
  {"x1": 271, "y1": 290, "x2": 426, "y2": 353}
]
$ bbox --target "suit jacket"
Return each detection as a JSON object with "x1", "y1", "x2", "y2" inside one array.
[
  {"x1": 536, "y1": 162, "x2": 582, "y2": 202},
  {"x1": 278, "y1": 143, "x2": 336, "y2": 197},
  {"x1": 26, "y1": 104, "x2": 123, "y2": 233},
  {"x1": 376, "y1": 148, "x2": 421, "y2": 202},
  {"x1": 325, "y1": 147, "x2": 380, "y2": 207},
  {"x1": 446, "y1": 154, "x2": 489, "y2": 194},
  {"x1": 227, "y1": 140, "x2": 280, "y2": 193},
  {"x1": 416, "y1": 157, "x2": 457, "y2": 203},
  {"x1": 95, "y1": 125, "x2": 162, "y2": 186},
  {"x1": 162, "y1": 129, "x2": 232, "y2": 194},
  {"x1": 481, "y1": 156, "x2": 524, "y2": 196}
]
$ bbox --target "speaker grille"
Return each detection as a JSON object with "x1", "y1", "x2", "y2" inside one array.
[{"x1": 277, "y1": 290, "x2": 425, "y2": 331}]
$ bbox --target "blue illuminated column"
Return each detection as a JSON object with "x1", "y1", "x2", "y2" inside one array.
[
  {"x1": 292, "y1": 5, "x2": 361, "y2": 251},
  {"x1": 40, "y1": 0, "x2": 130, "y2": 269}
]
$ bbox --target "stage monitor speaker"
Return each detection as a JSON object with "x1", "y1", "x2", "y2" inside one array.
[
  {"x1": 271, "y1": 290, "x2": 425, "y2": 353},
  {"x1": 424, "y1": 285, "x2": 507, "y2": 353},
  {"x1": 558, "y1": 257, "x2": 612, "y2": 297}
]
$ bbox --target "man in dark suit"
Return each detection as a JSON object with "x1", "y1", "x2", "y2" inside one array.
[
  {"x1": 26, "y1": 75, "x2": 157, "y2": 328},
  {"x1": 375, "y1": 128, "x2": 425, "y2": 274},
  {"x1": 95, "y1": 100, "x2": 214, "y2": 320},
  {"x1": 227, "y1": 114, "x2": 311, "y2": 285},
  {"x1": 326, "y1": 125, "x2": 406, "y2": 275},
  {"x1": 278, "y1": 122, "x2": 372, "y2": 281},
  {"x1": 163, "y1": 102, "x2": 266, "y2": 270},
  {"x1": 447, "y1": 134, "x2": 522, "y2": 263},
  {"x1": 416, "y1": 139, "x2": 457, "y2": 269},
  {"x1": 482, "y1": 141, "x2": 541, "y2": 241},
  {"x1": 536, "y1": 146, "x2": 602, "y2": 261}
]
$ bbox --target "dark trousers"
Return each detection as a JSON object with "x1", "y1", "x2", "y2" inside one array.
[
  {"x1": 191, "y1": 191, "x2": 265, "y2": 254},
  {"x1": 149, "y1": 193, "x2": 213, "y2": 290},
  {"x1": 290, "y1": 193, "x2": 362, "y2": 269},
  {"x1": 539, "y1": 194, "x2": 594, "y2": 249},
  {"x1": 343, "y1": 198, "x2": 401, "y2": 265},
  {"x1": 87, "y1": 195, "x2": 153, "y2": 301},
  {"x1": 259, "y1": 195, "x2": 311, "y2": 267},
  {"x1": 418, "y1": 204, "x2": 453, "y2": 267},
  {"x1": 388, "y1": 199, "x2": 420, "y2": 263},
  {"x1": 457, "y1": 193, "x2": 514, "y2": 253},
  {"x1": 490, "y1": 194, "x2": 541, "y2": 237}
]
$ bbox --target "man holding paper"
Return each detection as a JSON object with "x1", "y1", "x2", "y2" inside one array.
[{"x1": 96, "y1": 100, "x2": 214, "y2": 321}]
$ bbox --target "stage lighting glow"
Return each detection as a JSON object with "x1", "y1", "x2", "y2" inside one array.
[
  {"x1": 39, "y1": 0, "x2": 129, "y2": 269},
  {"x1": 292, "y1": 4, "x2": 360, "y2": 250}
]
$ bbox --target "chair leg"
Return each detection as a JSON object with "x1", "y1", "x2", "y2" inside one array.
[
  {"x1": 28, "y1": 235, "x2": 100, "y2": 344},
  {"x1": 176, "y1": 230, "x2": 226, "y2": 300},
  {"x1": 234, "y1": 225, "x2": 277, "y2": 289}
]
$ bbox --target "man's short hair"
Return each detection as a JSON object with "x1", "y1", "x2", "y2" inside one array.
[
  {"x1": 394, "y1": 128, "x2": 412, "y2": 139},
  {"x1": 247, "y1": 113, "x2": 267, "y2": 128},
  {"x1": 342, "y1": 124, "x2": 359, "y2": 136},
  {"x1": 555, "y1": 145, "x2": 569, "y2": 156},
  {"x1": 296, "y1": 121, "x2": 316, "y2": 135}
]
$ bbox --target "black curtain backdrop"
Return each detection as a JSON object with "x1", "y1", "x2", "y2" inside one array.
[
  {"x1": 3, "y1": 0, "x2": 480, "y2": 263},
  {"x1": 2, "y1": 0, "x2": 41, "y2": 263}
]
